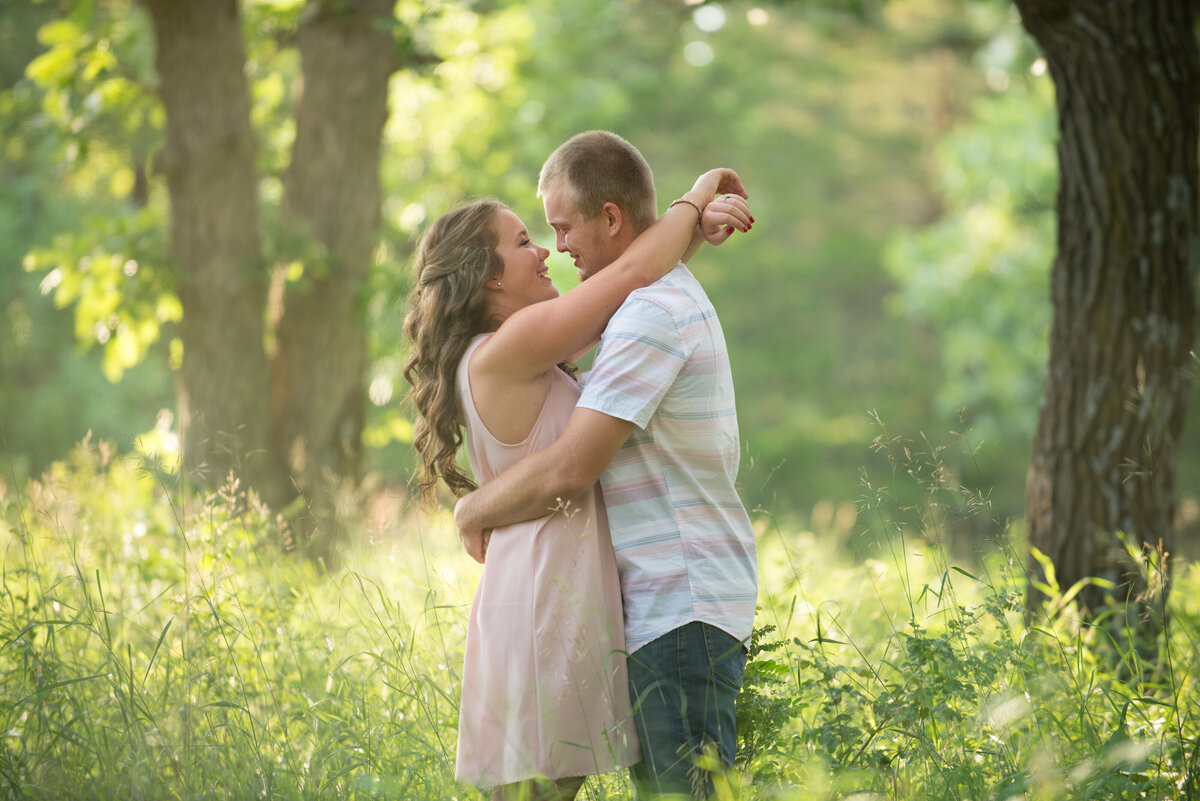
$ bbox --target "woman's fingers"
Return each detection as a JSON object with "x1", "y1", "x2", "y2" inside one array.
[
  {"x1": 719, "y1": 195, "x2": 753, "y2": 230},
  {"x1": 694, "y1": 168, "x2": 748, "y2": 201},
  {"x1": 701, "y1": 195, "x2": 754, "y2": 244}
]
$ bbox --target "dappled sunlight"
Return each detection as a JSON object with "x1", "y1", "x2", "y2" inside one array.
[
  {"x1": 693, "y1": 4, "x2": 726, "y2": 33},
  {"x1": 133, "y1": 408, "x2": 181, "y2": 473},
  {"x1": 683, "y1": 40, "x2": 714, "y2": 68},
  {"x1": 368, "y1": 374, "x2": 394, "y2": 406}
]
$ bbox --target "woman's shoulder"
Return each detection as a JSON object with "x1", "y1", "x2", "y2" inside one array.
[
  {"x1": 458, "y1": 333, "x2": 493, "y2": 368},
  {"x1": 455, "y1": 333, "x2": 493, "y2": 400}
]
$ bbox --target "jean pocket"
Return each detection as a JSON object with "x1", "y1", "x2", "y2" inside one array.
[{"x1": 703, "y1": 624, "x2": 746, "y2": 692}]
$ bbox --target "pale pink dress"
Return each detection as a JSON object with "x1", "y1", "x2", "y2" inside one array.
[{"x1": 454, "y1": 334, "x2": 640, "y2": 788}]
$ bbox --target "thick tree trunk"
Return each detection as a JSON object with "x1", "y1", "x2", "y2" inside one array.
[
  {"x1": 142, "y1": 0, "x2": 283, "y2": 503},
  {"x1": 273, "y1": 0, "x2": 396, "y2": 558},
  {"x1": 1014, "y1": 0, "x2": 1198, "y2": 634}
]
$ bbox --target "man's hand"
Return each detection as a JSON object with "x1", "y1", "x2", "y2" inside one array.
[
  {"x1": 447, "y1": 409, "x2": 635, "y2": 564},
  {"x1": 455, "y1": 493, "x2": 491, "y2": 564}
]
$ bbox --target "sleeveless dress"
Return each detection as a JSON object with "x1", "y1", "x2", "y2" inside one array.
[{"x1": 454, "y1": 334, "x2": 640, "y2": 788}]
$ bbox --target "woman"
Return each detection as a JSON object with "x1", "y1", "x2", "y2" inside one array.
[{"x1": 403, "y1": 168, "x2": 749, "y2": 801}]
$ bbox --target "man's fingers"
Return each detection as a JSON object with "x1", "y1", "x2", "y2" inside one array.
[{"x1": 460, "y1": 529, "x2": 486, "y2": 563}]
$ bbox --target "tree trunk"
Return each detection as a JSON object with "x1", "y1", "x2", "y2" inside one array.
[
  {"x1": 142, "y1": 0, "x2": 284, "y2": 504},
  {"x1": 273, "y1": 0, "x2": 396, "y2": 559},
  {"x1": 1015, "y1": 0, "x2": 1198, "y2": 637}
]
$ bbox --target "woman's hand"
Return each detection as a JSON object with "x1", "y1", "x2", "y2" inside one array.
[
  {"x1": 701, "y1": 193, "x2": 753, "y2": 245},
  {"x1": 686, "y1": 168, "x2": 753, "y2": 246},
  {"x1": 691, "y1": 167, "x2": 748, "y2": 203}
]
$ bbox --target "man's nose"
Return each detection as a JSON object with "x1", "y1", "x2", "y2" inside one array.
[{"x1": 555, "y1": 233, "x2": 568, "y2": 253}]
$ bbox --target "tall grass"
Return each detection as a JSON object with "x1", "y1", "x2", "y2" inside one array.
[
  {"x1": 1, "y1": 434, "x2": 1196, "y2": 800},
  {"x1": 2, "y1": 438, "x2": 472, "y2": 800}
]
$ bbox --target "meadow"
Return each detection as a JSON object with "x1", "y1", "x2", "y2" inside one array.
[{"x1": 2, "y1": 433, "x2": 1197, "y2": 800}]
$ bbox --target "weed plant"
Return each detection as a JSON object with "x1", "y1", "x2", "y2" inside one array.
[{"x1": 1, "y1": 432, "x2": 1196, "y2": 800}]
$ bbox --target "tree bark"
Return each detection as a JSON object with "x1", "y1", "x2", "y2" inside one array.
[
  {"x1": 142, "y1": 0, "x2": 283, "y2": 503},
  {"x1": 273, "y1": 0, "x2": 396, "y2": 558},
  {"x1": 1014, "y1": 0, "x2": 1198, "y2": 634}
]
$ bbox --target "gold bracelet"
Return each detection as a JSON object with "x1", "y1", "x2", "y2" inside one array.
[{"x1": 668, "y1": 197, "x2": 703, "y2": 219}]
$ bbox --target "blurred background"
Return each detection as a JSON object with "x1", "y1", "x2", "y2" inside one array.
[{"x1": 3, "y1": 0, "x2": 1198, "y2": 553}]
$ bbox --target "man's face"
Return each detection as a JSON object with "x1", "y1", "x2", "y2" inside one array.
[{"x1": 542, "y1": 181, "x2": 617, "y2": 282}]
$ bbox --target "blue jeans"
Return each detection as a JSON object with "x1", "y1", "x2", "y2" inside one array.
[{"x1": 627, "y1": 622, "x2": 746, "y2": 799}]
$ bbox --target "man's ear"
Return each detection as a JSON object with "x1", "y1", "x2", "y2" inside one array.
[{"x1": 601, "y1": 201, "x2": 624, "y2": 238}]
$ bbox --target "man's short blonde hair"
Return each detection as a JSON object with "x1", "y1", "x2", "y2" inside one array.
[{"x1": 537, "y1": 131, "x2": 657, "y2": 234}]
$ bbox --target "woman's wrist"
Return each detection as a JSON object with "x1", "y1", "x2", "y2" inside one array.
[
  {"x1": 667, "y1": 196, "x2": 704, "y2": 220},
  {"x1": 686, "y1": 186, "x2": 712, "y2": 212},
  {"x1": 671, "y1": 185, "x2": 712, "y2": 218}
]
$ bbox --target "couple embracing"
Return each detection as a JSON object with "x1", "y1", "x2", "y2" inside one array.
[{"x1": 404, "y1": 131, "x2": 759, "y2": 801}]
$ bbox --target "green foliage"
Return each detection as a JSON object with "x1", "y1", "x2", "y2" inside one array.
[
  {"x1": 1, "y1": 0, "x2": 1016, "y2": 519},
  {"x1": 5, "y1": 0, "x2": 1198, "y2": 539},
  {"x1": 19, "y1": 1, "x2": 170, "y2": 378},
  {"x1": 0, "y1": 2, "x2": 172, "y2": 479},
  {"x1": 3, "y1": 433, "x2": 1198, "y2": 800},
  {"x1": 883, "y1": 60, "x2": 1056, "y2": 513},
  {"x1": 23, "y1": 206, "x2": 176, "y2": 381},
  {"x1": 735, "y1": 623, "x2": 801, "y2": 779},
  {"x1": 743, "y1": 422, "x2": 1199, "y2": 800}
]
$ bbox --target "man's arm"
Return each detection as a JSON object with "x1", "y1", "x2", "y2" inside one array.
[{"x1": 454, "y1": 408, "x2": 636, "y2": 563}]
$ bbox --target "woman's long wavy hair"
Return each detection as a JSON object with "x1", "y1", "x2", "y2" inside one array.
[{"x1": 403, "y1": 199, "x2": 505, "y2": 503}]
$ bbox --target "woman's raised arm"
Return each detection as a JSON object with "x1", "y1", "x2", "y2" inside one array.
[{"x1": 481, "y1": 168, "x2": 750, "y2": 382}]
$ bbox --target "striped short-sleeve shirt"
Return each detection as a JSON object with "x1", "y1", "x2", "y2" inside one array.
[{"x1": 578, "y1": 264, "x2": 758, "y2": 653}]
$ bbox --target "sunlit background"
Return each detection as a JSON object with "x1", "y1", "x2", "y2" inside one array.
[{"x1": 2, "y1": 0, "x2": 1198, "y2": 547}]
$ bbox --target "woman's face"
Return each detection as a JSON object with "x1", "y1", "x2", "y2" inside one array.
[{"x1": 491, "y1": 208, "x2": 558, "y2": 310}]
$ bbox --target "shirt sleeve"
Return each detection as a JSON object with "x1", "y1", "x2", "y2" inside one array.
[{"x1": 577, "y1": 297, "x2": 688, "y2": 429}]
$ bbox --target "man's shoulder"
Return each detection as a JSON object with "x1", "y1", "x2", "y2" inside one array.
[{"x1": 618, "y1": 264, "x2": 711, "y2": 319}]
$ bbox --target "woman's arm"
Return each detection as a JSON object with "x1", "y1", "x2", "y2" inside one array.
[{"x1": 479, "y1": 168, "x2": 749, "y2": 384}]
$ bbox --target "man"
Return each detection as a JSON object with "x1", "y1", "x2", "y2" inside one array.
[{"x1": 454, "y1": 130, "x2": 758, "y2": 798}]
